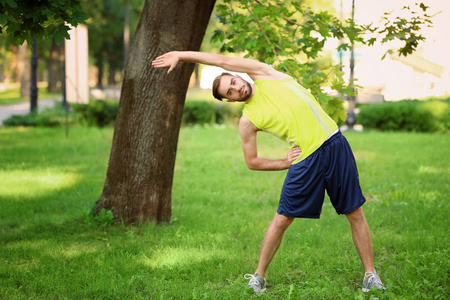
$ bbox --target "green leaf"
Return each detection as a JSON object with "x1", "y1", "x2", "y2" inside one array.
[
  {"x1": 1, "y1": 0, "x2": 17, "y2": 8},
  {"x1": 70, "y1": 11, "x2": 88, "y2": 25},
  {"x1": 211, "y1": 29, "x2": 224, "y2": 43}
]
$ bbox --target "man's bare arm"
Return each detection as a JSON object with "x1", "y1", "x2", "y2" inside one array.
[
  {"x1": 152, "y1": 51, "x2": 288, "y2": 80},
  {"x1": 239, "y1": 116, "x2": 301, "y2": 171}
]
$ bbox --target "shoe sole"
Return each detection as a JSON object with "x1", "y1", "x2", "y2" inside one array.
[{"x1": 362, "y1": 287, "x2": 385, "y2": 293}]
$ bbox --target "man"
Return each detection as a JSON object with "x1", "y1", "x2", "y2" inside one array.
[{"x1": 152, "y1": 51, "x2": 385, "y2": 293}]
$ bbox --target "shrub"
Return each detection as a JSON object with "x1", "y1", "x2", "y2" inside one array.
[
  {"x1": 182, "y1": 101, "x2": 243, "y2": 126},
  {"x1": 214, "y1": 102, "x2": 243, "y2": 125},
  {"x1": 3, "y1": 112, "x2": 38, "y2": 127},
  {"x1": 358, "y1": 99, "x2": 450, "y2": 132},
  {"x1": 72, "y1": 100, "x2": 119, "y2": 127},
  {"x1": 3, "y1": 104, "x2": 78, "y2": 127},
  {"x1": 4, "y1": 99, "x2": 243, "y2": 128},
  {"x1": 182, "y1": 101, "x2": 215, "y2": 125}
]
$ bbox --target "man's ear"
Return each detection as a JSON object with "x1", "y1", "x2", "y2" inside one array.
[{"x1": 226, "y1": 99, "x2": 235, "y2": 103}]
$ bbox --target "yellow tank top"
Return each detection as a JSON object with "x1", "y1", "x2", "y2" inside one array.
[{"x1": 242, "y1": 77, "x2": 338, "y2": 164}]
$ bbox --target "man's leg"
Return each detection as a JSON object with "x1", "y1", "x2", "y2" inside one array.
[
  {"x1": 345, "y1": 206, "x2": 374, "y2": 273},
  {"x1": 254, "y1": 213, "x2": 294, "y2": 277}
]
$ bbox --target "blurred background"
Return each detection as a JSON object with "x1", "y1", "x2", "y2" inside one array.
[{"x1": 0, "y1": 0, "x2": 448, "y2": 125}]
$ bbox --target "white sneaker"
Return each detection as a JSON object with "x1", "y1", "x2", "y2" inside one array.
[
  {"x1": 362, "y1": 270, "x2": 386, "y2": 292},
  {"x1": 244, "y1": 273, "x2": 266, "y2": 293}
]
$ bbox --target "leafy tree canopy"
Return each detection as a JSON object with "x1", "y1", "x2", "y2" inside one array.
[
  {"x1": 0, "y1": 0, "x2": 88, "y2": 45},
  {"x1": 213, "y1": 0, "x2": 433, "y2": 122}
]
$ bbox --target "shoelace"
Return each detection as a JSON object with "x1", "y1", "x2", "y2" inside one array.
[
  {"x1": 244, "y1": 274, "x2": 261, "y2": 286},
  {"x1": 365, "y1": 272, "x2": 383, "y2": 287}
]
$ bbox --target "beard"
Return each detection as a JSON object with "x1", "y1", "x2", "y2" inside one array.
[{"x1": 235, "y1": 81, "x2": 253, "y2": 102}]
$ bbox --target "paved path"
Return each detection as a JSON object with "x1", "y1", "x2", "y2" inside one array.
[
  {"x1": 0, "y1": 97, "x2": 61, "y2": 126},
  {"x1": 0, "y1": 87, "x2": 122, "y2": 127}
]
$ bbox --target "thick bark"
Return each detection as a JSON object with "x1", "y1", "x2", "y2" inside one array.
[{"x1": 95, "y1": 0, "x2": 216, "y2": 223}]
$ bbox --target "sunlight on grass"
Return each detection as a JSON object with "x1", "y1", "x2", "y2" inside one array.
[
  {"x1": 418, "y1": 165, "x2": 440, "y2": 175},
  {"x1": 141, "y1": 246, "x2": 228, "y2": 269},
  {"x1": 419, "y1": 190, "x2": 443, "y2": 202},
  {"x1": 0, "y1": 169, "x2": 81, "y2": 197},
  {"x1": 0, "y1": 128, "x2": 448, "y2": 299},
  {"x1": 61, "y1": 243, "x2": 100, "y2": 259}
]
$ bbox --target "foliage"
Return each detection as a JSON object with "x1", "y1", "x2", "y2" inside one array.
[
  {"x1": 83, "y1": 0, "x2": 145, "y2": 85},
  {"x1": 183, "y1": 101, "x2": 215, "y2": 125},
  {"x1": 81, "y1": 208, "x2": 115, "y2": 228},
  {"x1": 2, "y1": 103, "x2": 78, "y2": 127},
  {"x1": 72, "y1": 100, "x2": 119, "y2": 127},
  {"x1": 0, "y1": 127, "x2": 448, "y2": 298},
  {"x1": 182, "y1": 100, "x2": 243, "y2": 126},
  {"x1": 2, "y1": 99, "x2": 243, "y2": 128},
  {"x1": 358, "y1": 99, "x2": 450, "y2": 132},
  {"x1": 366, "y1": 3, "x2": 433, "y2": 59},
  {"x1": 213, "y1": 0, "x2": 433, "y2": 122},
  {"x1": 0, "y1": 0, "x2": 88, "y2": 45}
]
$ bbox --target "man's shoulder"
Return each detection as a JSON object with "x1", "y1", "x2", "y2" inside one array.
[
  {"x1": 239, "y1": 116, "x2": 259, "y2": 132},
  {"x1": 250, "y1": 69, "x2": 290, "y2": 81}
]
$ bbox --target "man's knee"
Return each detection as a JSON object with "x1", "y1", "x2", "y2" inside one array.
[
  {"x1": 345, "y1": 206, "x2": 366, "y2": 224},
  {"x1": 273, "y1": 213, "x2": 294, "y2": 230}
]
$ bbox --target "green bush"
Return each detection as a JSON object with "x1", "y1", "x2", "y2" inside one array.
[
  {"x1": 182, "y1": 101, "x2": 215, "y2": 125},
  {"x1": 4, "y1": 99, "x2": 242, "y2": 128},
  {"x1": 358, "y1": 99, "x2": 450, "y2": 132},
  {"x1": 72, "y1": 100, "x2": 119, "y2": 127},
  {"x1": 3, "y1": 112, "x2": 38, "y2": 127},
  {"x1": 182, "y1": 100, "x2": 243, "y2": 126},
  {"x1": 3, "y1": 104, "x2": 77, "y2": 127},
  {"x1": 214, "y1": 102, "x2": 243, "y2": 125}
]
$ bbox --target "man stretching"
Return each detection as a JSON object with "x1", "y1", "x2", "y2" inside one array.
[{"x1": 152, "y1": 51, "x2": 385, "y2": 293}]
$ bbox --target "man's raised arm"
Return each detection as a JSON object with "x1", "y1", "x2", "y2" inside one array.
[{"x1": 152, "y1": 51, "x2": 285, "y2": 80}]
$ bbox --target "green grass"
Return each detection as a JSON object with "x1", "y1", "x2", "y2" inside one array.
[
  {"x1": 0, "y1": 126, "x2": 448, "y2": 299},
  {"x1": 0, "y1": 83, "x2": 61, "y2": 105}
]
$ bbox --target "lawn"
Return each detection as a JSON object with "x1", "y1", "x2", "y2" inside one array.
[
  {"x1": 0, "y1": 126, "x2": 448, "y2": 299},
  {"x1": 0, "y1": 83, "x2": 61, "y2": 106}
]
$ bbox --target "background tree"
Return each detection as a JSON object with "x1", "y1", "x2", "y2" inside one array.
[
  {"x1": 47, "y1": 39, "x2": 64, "y2": 93},
  {"x1": 0, "y1": 0, "x2": 87, "y2": 45},
  {"x1": 212, "y1": 0, "x2": 432, "y2": 122},
  {"x1": 83, "y1": 0, "x2": 144, "y2": 88},
  {"x1": 93, "y1": 0, "x2": 216, "y2": 223},
  {"x1": 0, "y1": 0, "x2": 88, "y2": 109}
]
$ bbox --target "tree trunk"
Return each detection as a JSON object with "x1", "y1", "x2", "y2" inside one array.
[
  {"x1": 47, "y1": 39, "x2": 63, "y2": 93},
  {"x1": 96, "y1": 53, "x2": 104, "y2": 89},
  {"x1": 30, "y1": 37, "x2": 38, "y2": 113},
  {"x1": 18, "y1": 41, "x2": 30, "y2": 97},
  {"x1": 94, "y1": 0, "x2": 216, "y2": 223},
  {"x1": 107, "y1": 64, "x2": 117, "y2": 86},
  {"x1": 194, "y1": 64, "x2": 200, "y2": 87}
]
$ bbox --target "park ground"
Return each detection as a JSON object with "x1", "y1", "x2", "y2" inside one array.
[{"x1": 0, "y1": 124, "x2": 448, "y2": 299}]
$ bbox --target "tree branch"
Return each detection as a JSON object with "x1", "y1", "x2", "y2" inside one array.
[
  {"x1": 254, "y1": 0, "x2": 305, "y2": 28},
  {"x1": 246, "y1": 6, "x2": 289, "y2": 72}
]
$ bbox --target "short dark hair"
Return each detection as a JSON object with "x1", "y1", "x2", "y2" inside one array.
[{"x1": 212, "y1": 72, "x2": 234, "y2": 101}]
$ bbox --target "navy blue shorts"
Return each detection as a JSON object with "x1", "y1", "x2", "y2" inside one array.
[{"x1": 278, "y1": 131, "x2": 366, "y2": 219}]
